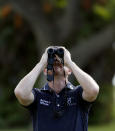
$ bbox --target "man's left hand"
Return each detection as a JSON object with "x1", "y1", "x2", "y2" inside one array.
[{"x1": 60, "y1": 46, "x2": 72, "y2": 67}]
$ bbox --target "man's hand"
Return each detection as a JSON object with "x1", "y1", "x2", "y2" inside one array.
[
  {"x1": 39, "y1": 46, "x2": 53, "y2": 69},
  {"x1": 60, "y1": 46, "x2": 72, "y2": 67},
  {"x1": 39, "y1": 48, "x2": 48, "y2": 69}
]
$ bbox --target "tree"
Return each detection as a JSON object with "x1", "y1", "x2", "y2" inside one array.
[
  {"x1": 0, "y1": 0, "x2": 115, "y2": 127},
  {"x1": 0, "y1": 0, "x2": 114, "y2": 60}
]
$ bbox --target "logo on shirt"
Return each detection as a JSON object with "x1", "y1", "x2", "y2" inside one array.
[
  {"x1": 67, "y1": 97, "x2": 72, "y2": 105},
  {"x1": 40, "y1": 99, "x2": 51, "y2": 106},
  {"x1": 67, "y1": 97, "x2": 77, "y2": 106}
]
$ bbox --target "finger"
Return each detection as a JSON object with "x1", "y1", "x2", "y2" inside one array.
[
  {"x1": 45, "y1": 46, "x2": 53, "y2": 52},
  {"x1": 55, "y1": 55, "x2": 61, "y2": 63},
  {"x1": 59, "y1": 46, "x2": 66, "y2": 50}
]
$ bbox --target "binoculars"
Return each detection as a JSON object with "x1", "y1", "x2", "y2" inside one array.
[
  {"x1": 47, "y1": 48, "x2": 64, "y2": 59},
  {"x1": 47, "y1": 47, "x2": 64, "y2": 81}
]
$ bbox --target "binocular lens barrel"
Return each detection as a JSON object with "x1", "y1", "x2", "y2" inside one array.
[
  {"x1": 57, "y1": 48, "x2": 64, "y2": 55},
  {"x1": 47, "y1": 48, "x2": 64, "y2": 55},
  {"x1": 47, "y1": 47, "x2": 64, "y2": 82},
  {"x1": 47, "y1": 48, "x2": 54, "y2": 55}
]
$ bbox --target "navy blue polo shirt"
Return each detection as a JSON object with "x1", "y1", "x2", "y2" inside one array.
[{"x1": 24, "y1": 82, "x2": 92, "y2": 131}]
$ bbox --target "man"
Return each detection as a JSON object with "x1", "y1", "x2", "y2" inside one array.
[{"x1": 14, "y1": 46, "x2": 99, "y2": 131}]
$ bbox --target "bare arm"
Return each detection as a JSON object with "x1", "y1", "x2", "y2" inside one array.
[
  {"x1": 14, "y1": 49, "x2": 48, "y2": 106},
  {"x1": 69, "y1": 61, "x2": 99, "y2": 102},
  {"x1": 63, "y1": 47, "x2": 99, "y2": 102}
]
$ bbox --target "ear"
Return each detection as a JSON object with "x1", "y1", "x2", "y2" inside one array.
[{"x1": 44, "y1": 68, "x2": 47, "y2": 75}]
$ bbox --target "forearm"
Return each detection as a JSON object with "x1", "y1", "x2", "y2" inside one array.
[
  {"x1": 61, "y1": 46, "x2": 99, "y2": 101},
  {"x1": 69, "y1": 61, "x2": 99, "y2": 101},
  {"x1": 15, "y1": 61, "x2": 44, "y2": 98}
]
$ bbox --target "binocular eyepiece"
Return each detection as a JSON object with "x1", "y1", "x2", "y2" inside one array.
[{"x1": 47, "y1": 47, "x2": 64, "y2": 58}]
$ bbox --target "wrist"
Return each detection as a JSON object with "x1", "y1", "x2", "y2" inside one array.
[
  {"x1": 38, "y1": 61, "x2": 46, "y2": 70},
  {"x1": 65, "y1": 60, "x2": 73, "y2": 69},
  {"x1": 69, "y1": 61, "x2": 79, "y2": 72}
]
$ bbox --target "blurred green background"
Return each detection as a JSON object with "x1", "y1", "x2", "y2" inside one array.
[{"x1": 0, "y1": 0, "x2": 115, "y2": 130}]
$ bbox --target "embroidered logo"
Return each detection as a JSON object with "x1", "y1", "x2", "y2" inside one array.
[
  {"x1": 67, "y1": 97, "x2": 72, "y2": 105},
  {"x1": 40, "y1": 99, "x2": 51, "y2": 106},
  {"x1": 67, "y1": 97, "x2": 76, "y2": 106}
]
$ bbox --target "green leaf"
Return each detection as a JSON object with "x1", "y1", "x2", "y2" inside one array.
[
  {"x1": 93, "y1": 4, "x2": 111, "y2": 21},
  {"x1": 56, "y1": 0, "x2": 67, "y2": 8}
]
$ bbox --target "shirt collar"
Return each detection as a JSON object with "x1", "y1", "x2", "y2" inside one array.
[{"x1": 41, "y1": 82, "x2": 74, "y2": 92}]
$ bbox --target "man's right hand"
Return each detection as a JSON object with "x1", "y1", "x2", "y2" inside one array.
[
  {"x1": 40, "y1": 46, "x2": 54, "y2": 69},
  {"x1": 39, "y1": 49, "x2": 48, "y2": 69}
]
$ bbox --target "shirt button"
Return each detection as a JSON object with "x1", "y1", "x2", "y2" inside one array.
[
  {"x1": 57, "y1": 95, "x2": 60, "y2": 98},
  {"x1": 57, "y1": 104, "x2": 60, "y2": 107},
  {"x1": 56, "y1": 94, "x2": 60, "y2": 98}
]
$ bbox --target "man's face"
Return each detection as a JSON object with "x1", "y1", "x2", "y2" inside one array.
[
  {"x1": 53, "y1": 57, "x2": 71, "y2": 76},
  {"x1": 53, "y1": 58, "x2": 63, "y2": 76},
  {"x1": 44, "y1": 56, "x2": 71, "y2": 77}
]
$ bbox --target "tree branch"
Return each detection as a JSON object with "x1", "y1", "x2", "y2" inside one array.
[
  {"x1": 9, "y1": 0, "x2": 57, "y2": 44},
  {"x1": 58, "y1": 0, "x2": 81, "y2": 40},
  {"x1": 0, "y1": 0, "x2": 9, "y2": 7},
  {"x1": 71, "y1": 23, "x2": 115, "y2": 67}
]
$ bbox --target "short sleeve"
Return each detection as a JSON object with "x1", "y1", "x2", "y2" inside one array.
[
  {"x1": 23, "y1": 88, "x2": 40, "y2": 112},
  {"x1": 76, "y1": 85, "x2": 93, "y2": 112}
]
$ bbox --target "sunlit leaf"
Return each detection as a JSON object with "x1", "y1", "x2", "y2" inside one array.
[
  {"x1": 0, "y1": 5, "x2": 12, "y2": 18},
  {"x1": 43, "y1": 2, "x2": 53, "y2": 13},
  {"x1": 93, "y1": 4, "x2": 111, "y2": 20},
  {"x1": 56, "y1": 0, "x2": 67, "y2": 8},
  {"x1": 14, "y1": 14, "x2": 23, "y2": 29}
]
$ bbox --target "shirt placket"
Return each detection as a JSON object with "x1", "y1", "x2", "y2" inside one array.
[{"x1": 55, "y1": 94, "x2": 62, "y2": 112}]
